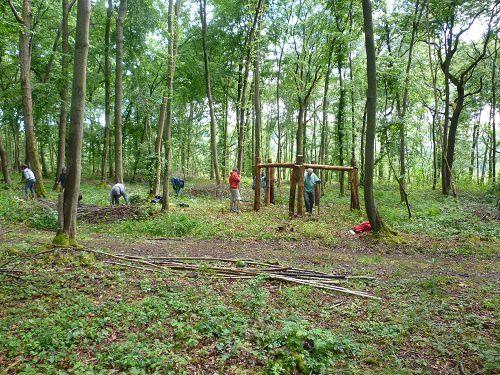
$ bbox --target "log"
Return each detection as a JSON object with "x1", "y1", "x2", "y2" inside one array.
[
  {"x1": 257, "y1": 162, "x2": 295, "y2": 168},
  {"x1": 303, "y1": 163, "x2": 354, "y2": 172}
]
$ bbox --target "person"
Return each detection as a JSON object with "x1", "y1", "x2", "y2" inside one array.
[
  {"x1": 57, "y1": 167, "x2": 67, "y2": 190},
  {"x1": 171, "y1": 176, "x2": 185, "y2": 197},
  {"x1": 304, "y1": 168, "x2": 320, "y2": 215},
  {"x1": 229, "y1": 168, "x2": 241, "y2": 212},
  {"x1": 20, "y1": 164, "x2": 36, "y2": 199},
  {"x1": 110, "y1": 183, "x2": 129, "y2": 206},
  {"x1": 57, "y1": 166, "x2": 83, "y2": 207}
]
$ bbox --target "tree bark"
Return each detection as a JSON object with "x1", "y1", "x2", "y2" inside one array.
[
  {"x1": 490, "y1": 37, "x2": 497, "y2": 183},
  {"x1": 101, "y1": 0, "x2": 112, "y2": 183},
  {"x1": 253, "y1": 35, "x2": 262, "y2": 176},
  {"x1": 54, "y1": 0, "x2": 70, "y2": 189},
  {"x1": 199, "y1": 0, "x2": 220, "y2": 184},
  {"x1": 10, "y1": 0, "x2": 46, "y2": 196},
  {"x1": 162, "y1": 0, "x2": 182, "y2": 210},
  {"x1": 58, "y1": 0, "x2": 91, "y2": 242},
  {"x1": 114, "y1": 0, "x2": 127, "y2": 184},
  {"x1": 336, "y1": 53, "x2": 345, "y2": 195},
  {"x1": 0, "y1": 132, "x2": 11, "y2": 185},
  {"x1": 362, "y1": 0, "x2": 386, "y2": 233}
]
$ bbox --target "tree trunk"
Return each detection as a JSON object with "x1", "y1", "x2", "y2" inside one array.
[
  {"x1": 54, "y1": 0, "x2": 70, "y2": 189},
  {"x1": 199, "y1": 0, "x2": 220, "y2": 184},
  {"x1": 11, "y1": 0, "x2": 46, "y2": 196},
  {"x1": 491, "y1": 37, "x2": 497, "y2": 183},
  {"x1": 470, "y1": 114, "x2": 480, "y2": 179},
  {"x1": 362, "y1": 0, "x2": 386, "y2": 233},
  {"x1": 57, "y1": 0, "x2": 91, "y2": 243},
  {"x1": 114, "y1": 0, "x2": 127, "y2": 184},
  {"x1": 253, "y1": 36, "x2": 262, "y2": 175},
  {"x1": 320, "y1": 45, "x2": 334, "y2": 195},
  {"x1": 162, "y1": 0, "x2": 182, "y2": 210},
  {"x1": 0, "y1": 132, "x2": 11, "y2": 185},
  {"x1": 101, "y1": 0, "x2": 112, "y2": 183},
  {"x1": 336, "y1": 54, "x2": 345, "y2": 195}
]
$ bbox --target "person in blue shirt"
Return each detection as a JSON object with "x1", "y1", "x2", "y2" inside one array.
[
  {"x1": 304, "y1": 168, "x2": 320, "y2": 215},
  {"x1": 171, "y1": 176, "x2": 185, "y2": 197}
]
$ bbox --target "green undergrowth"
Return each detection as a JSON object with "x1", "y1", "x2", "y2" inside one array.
[
  {"x1": 1, "y1": 179, "x2": 498, "y2": 254},
  {"x1": 0, "y1": 249, "x2": 498, "y2": 373}
]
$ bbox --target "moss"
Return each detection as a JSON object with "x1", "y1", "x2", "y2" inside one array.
[{"x1": 52, "y1": 233, "x2": 70, "y2": 247}]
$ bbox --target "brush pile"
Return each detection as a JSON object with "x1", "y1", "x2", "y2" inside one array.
[
  {"x1": 89, "y1": 249, "x2": 379, "y2": 299},
  {"x1": 77, "y1": 205, "x2": 144, "y2": 223}
]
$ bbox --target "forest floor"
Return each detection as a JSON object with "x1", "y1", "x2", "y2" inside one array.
[{"x1": 0, "y1": 178, "x2": 499, "y2": 374}]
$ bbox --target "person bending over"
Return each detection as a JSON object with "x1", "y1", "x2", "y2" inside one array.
[{"x1": 110, "y1": 183, "x2": 129, "y2": 206}]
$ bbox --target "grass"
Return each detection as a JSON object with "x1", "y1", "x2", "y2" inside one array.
[{"x1": 0, "y1": 177, "x2": 498, "y2": 373}]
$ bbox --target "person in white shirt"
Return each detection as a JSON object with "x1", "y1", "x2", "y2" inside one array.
[
  {"x1": 110, "y1": 183, "x2": 129, "y2": 206},
  {"x1": 20, "y1": 164, "x2": 36, "y2": 199}
]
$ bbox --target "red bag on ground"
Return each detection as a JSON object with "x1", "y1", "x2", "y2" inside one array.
[{"x1": 352, "y1": 221, "x2": 372, "y2": 234}]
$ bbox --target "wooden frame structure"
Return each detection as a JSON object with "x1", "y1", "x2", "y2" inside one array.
[{"x1": 254, "y1": 155, "x2": 360, "y2": 216}]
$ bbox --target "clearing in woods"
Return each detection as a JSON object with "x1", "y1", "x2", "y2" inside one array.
[{"x1": 0, "y1": 179, "x2": 499, "y2": 374}]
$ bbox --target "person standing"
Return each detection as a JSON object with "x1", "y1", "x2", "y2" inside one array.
[
  {"x1": 110, "y1": 183, "x2": 129, "y2": 206},
  {"x1": 20, "y1": 164, "x2": 36, "y2": 199},
  {"x1": 304, "y1": 168, "x2": 320, "y2": 215},
  {"x1": 229, "y1": 168, "x2": 241, "y2": 212}
]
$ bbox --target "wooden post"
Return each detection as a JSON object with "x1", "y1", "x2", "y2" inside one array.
[
  {"x1": 296, "y1": 155, "x2": 304, "y2": 216},
  {"x1": 311, "y1": 160, "x2": 319, "y2": 208},
  {"x1": 265, "y1": 158, "x2": 271, "y2": 207},
  {"x1": 270, "y1": 165, "x2": 275, "y2": 205},
  {"x1": 254, "y1": 157, "x2": 261, "y2": 211},
  {"x1": 289, "y1": 167, "x2": 296, "y2": 217},
  {"x1": 350, "y1": 167, "x2": 361, "y2": 210}
]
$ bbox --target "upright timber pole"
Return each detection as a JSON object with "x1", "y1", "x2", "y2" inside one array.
[
  {"x1": 254, "y1": 157, "x2": 262, "y2": 211},
  {"x1": 265, "y1": 158, "x2": 271, "y2": 207},
  {"x1": 289, "y1": 165, "x2": 297, "y2": 216},
  {"x1": 296, "y1": 155, "x2": 304, "y2": 216}
]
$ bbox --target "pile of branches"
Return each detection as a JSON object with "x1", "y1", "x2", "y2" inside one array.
[
  {"x1": 187, "y1": 184, "x2": 230, "y2": 199},
  {"x1": 89, "y1": 249, "x2": 379, "y2": 299},
  {"x1": 77, "y1": 205, "x2": 144, "y2": 223}
]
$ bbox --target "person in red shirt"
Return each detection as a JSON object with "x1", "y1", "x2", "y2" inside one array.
[{"x1": 229, "y1": 168, "x2": 241, "y2": 212}]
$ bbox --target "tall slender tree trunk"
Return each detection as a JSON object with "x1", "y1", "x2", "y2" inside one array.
[
  {"x1": 470, "y1": 114, "x2": 480, "y2": 179},
  {"x1": 199, "y1": 0, "x2": 220, "y2": 184},
  {"x1": 114, "y1": 0, "x2": 127, "y2": 184},
  {"x1": 490, "y1": 37, "x2": 497, "y2": 183},
  {"x1": 0, "y1": 133, "x2": 11, "y2": 185},
  {"x1": 57, "y1": 0, "x2": 91, "y2": 243},
  {"x1": 54, "y1": 0, "x2": 70, "y2": 189},
  {"x1": 336, "y1": 54, "x2": 345, "y2": 195},
  {"x1": 9, "y1": 0, "x2": 46, "y2": 196},
  {"x1": 362, "y1": 0, "x2": 386, "y2": 233},
  {"x1": 162, "y1": 0, "x2": 182, "y2": 210},
  {"x1": 320, "y1": 45, "x2": 334, "y2": 195},
  {"x1": 254, "y1": 36, "x2": 262, "y2": 174},
  {"x1": 101, "y1": 0, "x2": 112, "y2": 183}
]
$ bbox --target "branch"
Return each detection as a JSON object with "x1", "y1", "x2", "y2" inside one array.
[
  {"x1": 8, "y1": 0, "x2": 23, "y2": 24},
  {"x1": 464, "y1": 77, "x2": 483, "y2": 99}
]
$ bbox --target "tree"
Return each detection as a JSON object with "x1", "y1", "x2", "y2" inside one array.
[
  {"x1": 114, "y1": 0, "x2": 127, "y2": 183},
  {"x1": 362, "y1": 0, "x2": 387, "y2": 233},
  {"x1": 0, "y1": 132, "x2": 11, "y2": 185},
  {"x1": 54, "y1": 0, "x2": 91, "y2": 245},
  {"x1": 8, "y1": 0, "x2": 46, "y2": 197},
  {"x1": 101, "y1": 0, "x2": 113, "y2": 183},
  {"x1": 199, "y1": 0, "x2": 221, "y2": 184},
  {"x1": 162, "y1": 0, "x2": 182, "y2": 210}
]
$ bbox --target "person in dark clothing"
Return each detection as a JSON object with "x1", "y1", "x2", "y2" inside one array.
[
  {"x1": 57, "y1": 166, "x2": 82, "y2": 207},
  {"x1": 171, "y1": 177, "x2": 185, "y2": 197}
]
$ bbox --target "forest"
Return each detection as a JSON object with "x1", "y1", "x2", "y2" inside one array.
[{"x1": 0, "y1": 0, "x2": 499, "y2": 373}]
